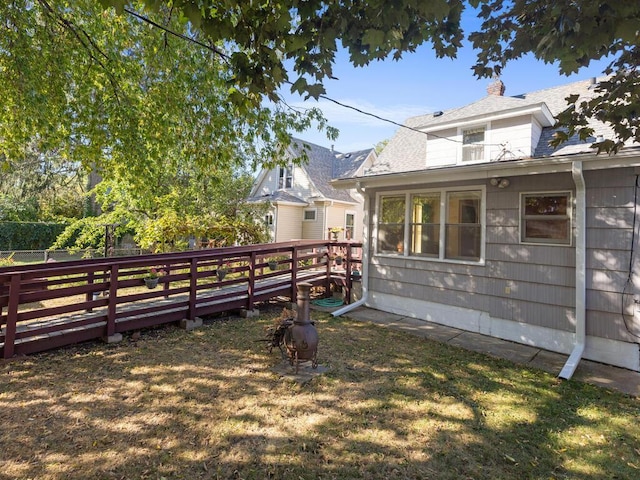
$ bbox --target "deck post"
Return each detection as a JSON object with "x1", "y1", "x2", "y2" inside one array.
[
  {"x1": 247, "y1": 251, "x2": 256, "y2": 311},
  {"x1": 3, "y1": 273, "x2": 20, "y2": 358},
  {"x1": 105, "y1": 265, "x2": 119, "y2": 339},
  {"x1": 188, "y1": 258, "x2": 197, "y2": 320},
  {"x1": 291, "y1": 247, "x2": 298, "y2": 300}
]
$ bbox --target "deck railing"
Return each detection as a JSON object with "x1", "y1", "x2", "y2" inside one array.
[{"x1": 0, "y1": 240, "x2": 362, "y2": 358}]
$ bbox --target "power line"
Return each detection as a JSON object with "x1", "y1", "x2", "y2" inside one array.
[{"x1": 124, "y1": 8, "x2": 513, "y2": 150}]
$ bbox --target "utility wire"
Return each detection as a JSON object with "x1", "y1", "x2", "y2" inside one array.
[{"x1": 124, "y1": 8, "x2": 514, "y2": 151}]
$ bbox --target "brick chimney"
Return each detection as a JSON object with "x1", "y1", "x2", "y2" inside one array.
[{"x1": 487, "y1": 78, "x2": 505, "y2": 96}]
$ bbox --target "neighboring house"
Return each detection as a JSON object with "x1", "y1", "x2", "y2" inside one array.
[
  {"x1": 334, "y1": 77, "x2": 640, "y2": 376},
  {"x1": 248, "y1": 139, "x2": 376, "y2": 242}
]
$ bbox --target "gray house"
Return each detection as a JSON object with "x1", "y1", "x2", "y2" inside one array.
[
  {"x1": 249, "y1": 139, "x2": 375, "y2": 242},
  {"x1": 334, "y1": 78, "x2": 640, "y2": 376}
]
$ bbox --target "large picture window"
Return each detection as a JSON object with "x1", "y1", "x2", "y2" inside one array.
[
  {"x1": 410, "y1": 193, "x2": 440, "y2": 257},
  {"x1": 377, "y1": 188, "x2": 484, "y2": 262},
  {"x1": 521, "y1": 193, "x2": 571, "y2": 244},
  {"x1": 377, "y1": 195, "x2": 406, "y2": 254},
  {"x1": 445, "y1": 191, "x2": 481, "y2": 261}
]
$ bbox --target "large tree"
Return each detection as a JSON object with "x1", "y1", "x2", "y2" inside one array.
[{"x1": 93, "y1": 0, "x2": 638, "y2": 153}]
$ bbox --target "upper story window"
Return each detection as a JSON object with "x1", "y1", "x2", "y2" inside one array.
[
  {"x1": 278, "y1": 165, "x2": 293, "y2": 189},
  {"x1": 377, "y1": 187, "x2": 485, "y2": 263},
  {"x1": 521, "y1": 193, "x2": 572, "y2": 245},
  {"x1": 461, "y1": 126, "x2": 486, "y2": 162}
]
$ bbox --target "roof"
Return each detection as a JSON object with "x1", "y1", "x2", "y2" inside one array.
[
  {"x1": 246, "y1": 190, "x2": 308, "y2": 205},
  {"x1": 281, "y1": 139, "x2": 373, "y2": 203},
  {"x1": 369, "y1": 77, "x2": 625, "y2": 176}
]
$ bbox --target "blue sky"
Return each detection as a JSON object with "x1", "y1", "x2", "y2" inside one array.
[{"x1": 282, "y1": 37, "x2": 612, "y2": 154}]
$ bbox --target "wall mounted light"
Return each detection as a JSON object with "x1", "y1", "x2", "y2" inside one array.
[{"x1": 490, "y1": 177, "x2": 510, "y2": 189}]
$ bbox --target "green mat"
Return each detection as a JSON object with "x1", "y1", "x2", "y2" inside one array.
[{"x1": 311, "y1": 298, "x2": 344, "y2": 307}]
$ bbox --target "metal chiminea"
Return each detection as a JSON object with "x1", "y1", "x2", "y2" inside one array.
[{"x1": 284, "y1": 283, "x2": 318, "y2": 372}]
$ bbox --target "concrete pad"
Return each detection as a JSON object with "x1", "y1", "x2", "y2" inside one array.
[
  {"x1": 343, "y1": 306, "x2": 405, "y2": 325},
  {"x1": 574, "y1": 360, "x2": 640, "y2": 397},
  {"x1": 179, "y1": 317, "x2": 203, "y2": 331},
  {"x1": 102, "y1": 333, "x2": 123, "y2": 344},
  {"x1": 240, "y1": 308, "x2": 260, "y2": 318},
  {"x1": 449, "y1": 331, "x2": 540, "y2": 365},
  {"x1": 272, "y1": 360, "x2": 328, "y2": 384},
  {"x1": 390, "y1": 317, "x2": 464, "y2": 343},
  {"x1": 528, "y1": 350, "x2": 569, "y2": 375}
]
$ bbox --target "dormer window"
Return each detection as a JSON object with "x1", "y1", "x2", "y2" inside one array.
[
  {"x1": 461, "y1": 126, "x2": 486, "y2": 162},
  {"x1": 278, "y1": 165, "x2": 293, "y2": 189}
]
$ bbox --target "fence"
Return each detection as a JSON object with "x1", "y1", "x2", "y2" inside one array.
[
  {"x1": 0, "y1": 248, "x2": 148, "y2": 265},
  {"x1": 0, "y1": 240, "x2": 362, "y2": 358}
]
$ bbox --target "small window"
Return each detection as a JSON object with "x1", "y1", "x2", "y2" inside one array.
[
  {"x1": 264, "y1": 214, "x2": 273, "y2": 226},
  {"x1": 278, "y1": 165, "x2": 293, "y2": 189},
  {"x1": 303, "y1": 209, "x2": 317, "y2": 221},
  {"x1": 521, "y1": 193, "x2": 571, "y2": 244},
  {"x1": 462, "y1": 127, "x2": 486, "y2": 162},
  {"x1": 345, "y1": 212, "x2": 355, "y2": 240}
]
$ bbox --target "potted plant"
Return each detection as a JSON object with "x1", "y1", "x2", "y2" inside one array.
[
  {"x1": 144, "y1": 267, "x2": 165, "y2": 289},
  {"x1": 267, "y1": 258, "x2": 279, "y2": 271},
  {"x1": 329, "y1": 226, "x2": 343, "y2": 241},
  {"x1": 216, "y1": 262, "x2": 231, "y2": 281}
]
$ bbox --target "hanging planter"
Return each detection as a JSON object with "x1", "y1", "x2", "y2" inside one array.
[
  {"x1": 335, "y1": 256, "x2": 343, "y2": 265},
  {"x1": 143, "y1": 267, "x2": 165, "y2": 289},
  {"x1": 144, "y1": 277, "x2": 159, "y2": 289},
  {"x1": 268, "y1": 260, "x2": 278, "y2": 271},
  {"x1": 216, "y1": 269, "x2": 227, "y2": 281}
]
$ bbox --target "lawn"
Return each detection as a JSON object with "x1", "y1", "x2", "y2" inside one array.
[{"x1": 1, "y1": 305, "x2": 638, "y2": 480}]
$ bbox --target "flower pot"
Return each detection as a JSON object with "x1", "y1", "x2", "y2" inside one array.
[
  {"x1": 335, "y1": 256, "x2": 343, "y2": 265},
  {"x1": 144, "y1": 277, "x2": 159, "y2": 289},
  {"x1": 268, "y1": 261, "x2": 278, "y2": 271},
  {"x1": 216, "y1": 270, "x2": 227, "y2": 281}
]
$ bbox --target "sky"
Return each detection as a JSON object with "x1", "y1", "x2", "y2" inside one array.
[{"x1": 280, "y1": 27, "x2": 613, "y2": 154}]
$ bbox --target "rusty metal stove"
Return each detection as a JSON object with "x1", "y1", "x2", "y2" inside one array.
[{"x1": 283, "y1": 283, "x2": 318, "y2": 372}]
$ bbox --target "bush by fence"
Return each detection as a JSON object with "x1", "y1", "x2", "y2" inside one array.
[
  {"x1": 0, "y1": 248, "x2": 147, "y2": 265},
  {"x1": 0, "y1": 222, "x2": 68, "y2": 250}
]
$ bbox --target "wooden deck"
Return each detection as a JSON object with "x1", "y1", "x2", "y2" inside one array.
[{"x1": 0, "y1": 241, "x2": 361, "y2": 357}]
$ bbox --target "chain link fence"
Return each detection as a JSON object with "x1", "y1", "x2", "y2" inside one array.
[{"x1": 0, "y1": 248, "x2": 147, "y2": 265}]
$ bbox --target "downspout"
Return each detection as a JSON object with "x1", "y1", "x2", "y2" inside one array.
[
  {"x1": 559, "y1": 161, "x2": 586, "y2": 380},
  {"x1": 332, "y1": 181, "x2": 369, "y2": 316}
]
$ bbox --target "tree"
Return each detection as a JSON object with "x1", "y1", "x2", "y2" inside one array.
[
  {"x1": 94, "y1": 0, "x2": 638, "y2": 152},
  {"x1": 1, "y1": 0, "x2": 335, "y2": 173}
]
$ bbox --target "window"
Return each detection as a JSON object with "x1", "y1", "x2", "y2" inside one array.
[
  {"x1": 521, "y1": 193, "x2": 571, "y2": 244},
  {"x1": 377, "y1": 195, "x2": 406, "y2": 253},
  {"x1": 303, "y1": 209, "x2": 317, "y2": 221},
  {"x1": 462, "y1": 126, "x2": 486, "y2": 162},
  {"x1": 278, "y1": 165, "x2": 293, "y2": 189},
  {"x1": 264, "y1": 214, "x2": 273, "y2": 226},
  {"x1": 445, "y1": 191, "x2": 481, "y2": 261},
  {"x1": 377, "y1": 188, "x2": 484, "y2": 262},
  {"x1": 345, "y1": 212, "x2": 355, "y2": 240},
  {"x1": 410, "y1": 194, "x2": 440, "y2": 257}
]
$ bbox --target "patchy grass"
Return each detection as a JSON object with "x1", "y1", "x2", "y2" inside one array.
[{"x1": 1, "y1": 308, "x2": 639, "y2": 480}]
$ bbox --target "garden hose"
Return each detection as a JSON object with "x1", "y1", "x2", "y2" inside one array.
[{"x1": 312, "y1": 298, "x2": 344, "y2": 307}]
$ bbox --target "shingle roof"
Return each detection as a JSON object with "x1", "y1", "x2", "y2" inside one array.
[
  {"x1": 288, "y1": 139, "x2": 372, "y2": 203},
  {"x1": 246, "y1": 190, "x2": 308, "y2": 205},
  {"x1": 369, "y1": 77, "x2": 626, "y2": 176}
]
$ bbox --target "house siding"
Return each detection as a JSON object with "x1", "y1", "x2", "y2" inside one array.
[
  {"x1": 275, "y1": 205, "x2": 303, "y2": 242},
  {"x1": 301, "y1": 205, "x2": 326, "y2": 240},
  {"x1": 365, "y1": 167, "x2": 640, "y2": 368}
]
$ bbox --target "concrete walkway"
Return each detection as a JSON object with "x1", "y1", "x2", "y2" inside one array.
[{"x1": 335, "y1": 306, "x2": 640, "y2": 397}]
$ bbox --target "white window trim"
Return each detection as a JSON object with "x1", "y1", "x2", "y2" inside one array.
[
  {"x1": 374, "y1": 186, "x2": 486, "y2": 265},
  {"x1": 458, "y1": 122, "x2": 491, "y2": 164},
  {"x1": 278, "y1": 165, "x2": 293, "y2": 189},
  {"x1": 519, "y1": 191, "x2": 573, "y2": 246},
  {"x1": 303, "y1": 208, "x2": 317, "y2": 222}
]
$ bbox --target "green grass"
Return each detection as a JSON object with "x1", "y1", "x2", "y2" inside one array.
[{"x1": 1, "y1": 307, "x2": 638, "y2": 479}]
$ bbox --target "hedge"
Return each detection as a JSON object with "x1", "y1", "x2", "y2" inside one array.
[{"x1": 0, "y1": 222, "x2": 68, "y2": 250}]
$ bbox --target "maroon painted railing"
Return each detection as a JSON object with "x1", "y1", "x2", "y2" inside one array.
[{"x1": 0, "y1": 240, "x2": 362, "y2": 358}]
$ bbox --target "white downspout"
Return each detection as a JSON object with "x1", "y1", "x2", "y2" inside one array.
[
  {"x1": 332, "y1": 182, "x2": 369, "y2": 316},
  {"x1": 559, "y1": 161, "x2": 586, "y2": 380}
]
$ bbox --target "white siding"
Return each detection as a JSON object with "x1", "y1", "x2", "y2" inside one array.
[{"x1": 274, "y1": 205, "x2": 303, "y2": 242}]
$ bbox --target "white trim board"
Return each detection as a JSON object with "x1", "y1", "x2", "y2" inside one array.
[{"x1": 367, "y1": 291, "x2": 640, "y2": 372}]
